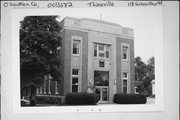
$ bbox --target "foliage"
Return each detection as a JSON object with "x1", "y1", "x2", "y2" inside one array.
[
  {"x1": 113, "y1": 93, "x2": 147, "y2": 104},
  {"x1": 20, "y1": 16, "x2": 62, "y2": 88},
  {"x1": 135, "y1": 56, "x2": 155, "y2": 96},
  {"x1": 65, "y1": 92, "x2": 99, "y2": 105},
  {"x1": 36, "y1": 95, "x2": 64, "y2": 104},
  {"x1": 20, "y1": 16, "x2": 62, "y2": 106}
]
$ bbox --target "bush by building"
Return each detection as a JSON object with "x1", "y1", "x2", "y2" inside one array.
[
  {"x1": 36, "y1": 95, "x2": 64, "y2": 104},
  {"x1": 65, "y1": 92, "x2": 99, "y2": 105},
  {"x1": 113, "y1": 93, "x2": 147, "y2": 104}
]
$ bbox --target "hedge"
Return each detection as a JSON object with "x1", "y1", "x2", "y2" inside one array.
[
  {"x1": 113, "y1": 94, "x2": 147, "y2": 104},
  {"x1": 36, "y1": 95, "x2": 64, "y2": 104},
  {"x1": 65, "y1": 92, "x2": 99, "y2": 105}
]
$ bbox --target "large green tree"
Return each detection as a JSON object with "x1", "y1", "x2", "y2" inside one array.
[
  {"x1": 134, "y1": 56, "x2": 155, "y2": 96},
  {"x1": 20, "y1": 16, "x2": 62, "y2": 105}
]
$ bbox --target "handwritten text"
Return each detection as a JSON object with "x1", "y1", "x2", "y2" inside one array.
[{"x1": 87, "y1": 2, "x2": 114, "y2": 7}]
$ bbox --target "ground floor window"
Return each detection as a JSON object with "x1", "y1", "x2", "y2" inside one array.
[
  {"x1": 122, "y1": 72, "x2": 128, "y2": 94},
  {"x1": 55, "y1": 81, "x2": 59, "y2": 94},
  {"x1": 71, "y1": 68, "x2": 79, "y2": 92}
]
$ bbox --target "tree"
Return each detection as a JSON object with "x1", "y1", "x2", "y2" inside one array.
[
  {"x1": 144, "y1": 57, "x2": 155, "y2": 94},
  {"x1": 134, "y1": 57, "x2": 147, "y2": 81},
  {"x1": 134, "y1": 56, "x2": 155, "y2": 96},
  {"x1": 20, "y1": 16, "x2": 62, "y2": 106}
]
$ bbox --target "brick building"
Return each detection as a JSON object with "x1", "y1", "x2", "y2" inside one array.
[{"x1": 37, "y1": 17, "x2": 135, "y2": 103}]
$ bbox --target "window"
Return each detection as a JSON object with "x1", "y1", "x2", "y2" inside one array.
[
  {"x1": 94, "y1": 44, "x2": 97, "y2": 57},
  {"x1": 99, "y1": 60, "x2": 105, "y2": 67},
  {"x1": 55, "y1": 81, "x2": 59, "y2": 94},
  {"x1": 43, "y1": 76, "x2": 47, "y2": 94},
  {"x1": 72, "y1": 69, "x2": 79, "y2": 92},
  {"x1": 36, "y1": 88, "x2": 39, "y2": 94},
  {"x1": 48, "y1": 75, "x2": 52, "y2": 94},
  {"x1": 106, "y1": 45, "x2": 110, "y2": 58},
  {"x1": 72, "y1": 69, "x2": 79, "y2": 76},
  {"x1": 98, "y1": 44, "x2": 105, "y2": 57},
  {"x1": 39, "y1": 87, "x2": 42, "y2": 94},
  {"x1": 94, "y1": 43, "x2": 110, "y2": 58},
  {"x1": 72, "y1": 78, "x2": 78, "y2": 92},
  {"x1": 123, "y1": 80, "x2": 127, "y2": 94},
  {"x1": 122, "y1": 46, "x2": 128, "y2": 60},
  {"x1": 73, "y1": 40, "x2": 80, "y2": 55},
  {"x1": 94, "y1": 71, "x2": 109, "y2": 86},
  {"x1": 122, "y1": 72, "x2": 128, "y2": 94}
]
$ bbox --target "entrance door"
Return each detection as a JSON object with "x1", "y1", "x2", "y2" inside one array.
[
  {"x1": 95, "y1": 86, "x2": 108, "y2": 103},
  {"x1": 94, "y1": 71, "x2": 109, "y2": 103}
]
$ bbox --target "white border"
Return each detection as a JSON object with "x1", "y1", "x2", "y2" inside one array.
[{"x1": 11, "y1": 7, "x2": 164, "y2": 113}]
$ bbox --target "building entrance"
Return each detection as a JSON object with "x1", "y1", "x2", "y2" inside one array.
[{"x1": 94, "y1": 71, "x2": 109, "y2": 103}]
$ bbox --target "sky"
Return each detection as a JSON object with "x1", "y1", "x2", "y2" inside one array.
[
  {"x1": 55, "y1": 6, "x2": 163, "y2": 63},
  {"x1": 18, "y1": 6, "x2": 163, "y2": 63}
]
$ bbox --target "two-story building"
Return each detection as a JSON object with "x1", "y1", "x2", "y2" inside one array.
[{"x1": 36, "y1": 17, "x2": 135, "y2": 103}]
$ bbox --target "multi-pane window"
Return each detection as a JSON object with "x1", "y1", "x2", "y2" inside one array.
[
  {"x1": 73, "y1": 40, "x2": 80, "y2": 55},
  {"x1": 122, "y1": 72, "x2": 128, "y2": 94},
  {"x1": 94, "y1": 43, "x2": 110, "y2": 58},
  {"x1": 98, "y1": 44, "x2": 105, "y2": 57},
  {"x1": 72, "y1": 69, "x2": 79, "y2": 92},
  {"x1": 122, "y1": 46, "x2": 128, "y2": 60},
  {"x1": 72, "y1": 69, "x2": 79, "y2": 75}
]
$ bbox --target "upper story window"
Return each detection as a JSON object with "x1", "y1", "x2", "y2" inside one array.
[
  {"x1": 122, "y1": 46, "x2": 128, "y2": 60},
  {"x1": 94, "y1": 43, "x2": 110, "y2": 58},
  {"x1": 73, "y1": 40, "x2": 80, "y2": 55}
]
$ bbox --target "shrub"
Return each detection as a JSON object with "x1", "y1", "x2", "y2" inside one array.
[
  {"x1": 36, "y1": 95, "x2": 64, "y2": 104},
  {"x1": 65, "y1": 92, "x2": 99, "y2": 105},
  {"x1": 113, "y1": 94, "x2": 147, "y2": 104}
]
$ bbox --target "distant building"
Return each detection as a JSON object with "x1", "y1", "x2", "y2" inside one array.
[{"x1": 36, "y1": 17, "x2": 135, "y2": 103}]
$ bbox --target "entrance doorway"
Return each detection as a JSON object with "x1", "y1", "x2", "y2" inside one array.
[
  {"x1": 94, "y1": 71, "x2": 109, "y2": 103},
  {"x1": 95, "y1": 86, "x2": 108, "y2": 103}
]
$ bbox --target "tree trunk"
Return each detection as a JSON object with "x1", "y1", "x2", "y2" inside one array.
[{"x1": 29, "y1": 85, "x2": 36, "y2": 106}]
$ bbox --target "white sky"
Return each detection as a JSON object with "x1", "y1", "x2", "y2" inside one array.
[
  {"x1": 18, "y1": 6, "x2": 163, "y2": 63},
  {"x1": 56, "y1": 6, "x2": 163, "y2": 63}
]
